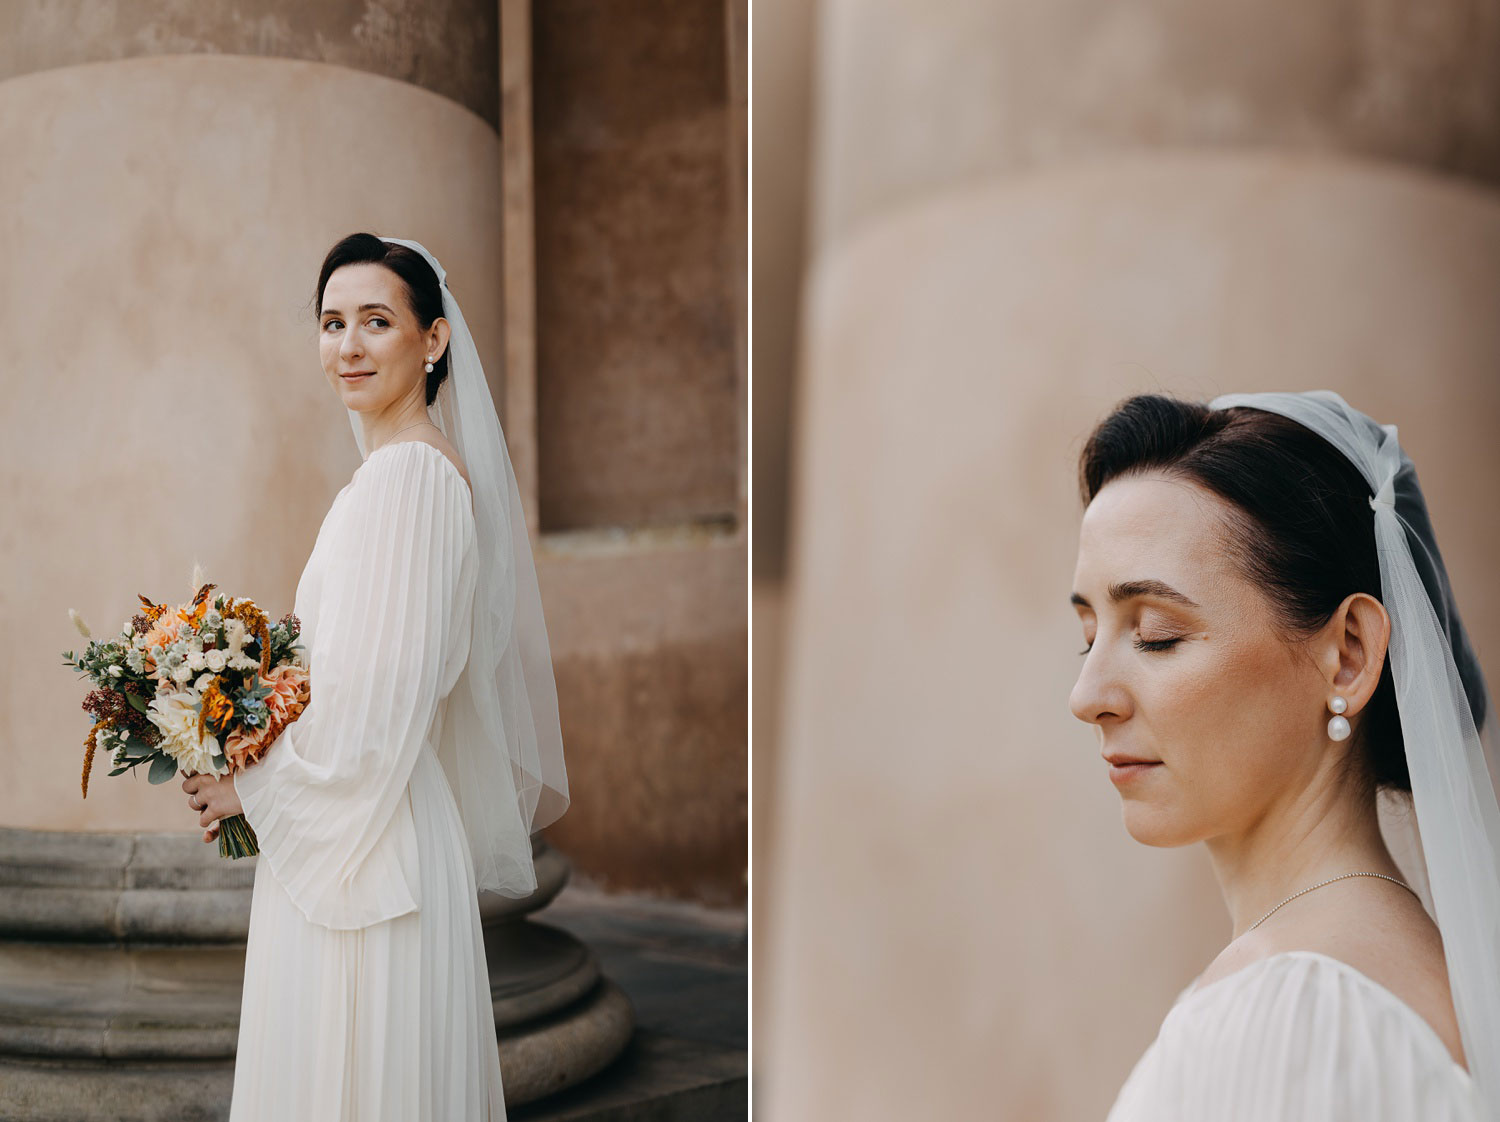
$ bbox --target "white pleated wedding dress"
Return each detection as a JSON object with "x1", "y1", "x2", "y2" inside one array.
[
  {"x1": 1106, "y1": 951, "x2": 1482, "y2": 1121},
  {"x1": 227, "y1": 439, "x2": 508, "y2": 1121}
]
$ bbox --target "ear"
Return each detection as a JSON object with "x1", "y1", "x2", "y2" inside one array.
[
  {"x1": 426, "y1": 317, "x2": 452, "y2": 363},
  {"x1": 1316, "y1": 592, "x2": 1392, "y2": 717}
]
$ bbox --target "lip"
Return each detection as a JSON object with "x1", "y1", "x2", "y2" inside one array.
[
  {"x1": 340, "y1": 371, "x2": 375, "y2": 381},
  {"x1": 1103, "y1": 753, "x2": 1162, "y2": 786}
]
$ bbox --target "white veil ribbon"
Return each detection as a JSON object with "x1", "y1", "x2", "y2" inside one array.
[
  {"x1": 1210, "y1": 390, "x2": 1500, "y2": 1109},
  {"x1": 344, "y1": 235, "x2": 569, "y2": 897}
]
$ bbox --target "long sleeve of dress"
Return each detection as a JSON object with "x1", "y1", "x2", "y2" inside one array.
[
  {"x1": 1106, "y1": 951, "x2": 1483, "y2": 1122},
  {"x1": 232, "y1": 443, "x2": 475, "y2": 931}
]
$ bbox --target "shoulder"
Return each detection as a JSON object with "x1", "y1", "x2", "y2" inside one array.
[
  {"x1": 381, "y1": 433, "x2": 471, "y2": 494},
  {"x1": 1192, "y1": 903, "x2": 1463, "y2": 1069},
  {"x1": 342, "y1": 441, "x2": 475, "y2": 533},
  {"x1": 1114, "y1": 953, "x2": 1479, "y2": 1122},
  {"x1": 356, "y1": 439, "x2": 472, "y2": 508}
]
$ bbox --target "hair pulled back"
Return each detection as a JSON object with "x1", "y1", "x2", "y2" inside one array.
[
  {"x1": 1078, "y1": 393, "x2": 1411, "y2": 794},
  {"x1": 315, "y1": 232, "x2": 449, "y2": 407}
]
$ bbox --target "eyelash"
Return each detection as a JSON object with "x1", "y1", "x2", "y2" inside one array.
[
  {"x1": 1078, "y1": 637, "x2": 1183, "y2": 655},
  {"x1": 322, "y1": 317, "x2": 389, "y2": 331}
]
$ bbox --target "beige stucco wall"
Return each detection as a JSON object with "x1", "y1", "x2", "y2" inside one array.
[
  {"x1": 806, "y1": 0, "x2": 1500, "y2": 255},
  {"x1": 533, "y1": 0, "x2": 741, "y2": 532},
  {"x1": 527, "y1": 0, "x2": 747, "y2": 901},
  {"x1": 758, "y1": 0, "x2": 1500, "y2": 1112},
  {"x1": 764, "y1": 150, "x2": 1500, "y2": 1120},
  {"x1": 1, "y1": 30, "x2": 746, "y2": 905},
  {"x1": 0, "y1": 0, "x2": 502, "y2": 128},
  {"x1": 0, "y1": 52, "x2": 504, "y2": 831},
  {"x1": 749, "y1": 0, "x2": 819, "y2": 1096}
]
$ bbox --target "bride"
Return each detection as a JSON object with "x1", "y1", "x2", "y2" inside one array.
[
  {"x1": 1069, "y1": 391, "x2": 1497, "y2": 1120},
  {"x1": 179, "y1": 233, "x2": 568, "y2": 1120}
]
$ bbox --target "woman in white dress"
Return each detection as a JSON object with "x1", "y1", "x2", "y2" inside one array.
[
  {"x1": 1069, "y1": 391, "x2": 1498, "y2": 1121},
  {"x1": 180, "y1": 234, "x2": 569, "y2": 1121}
]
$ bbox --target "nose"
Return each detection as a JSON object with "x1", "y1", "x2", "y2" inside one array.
[
  {"x1": 1069, "y1": 643, "x2": 1130, "y2": 727},
  {"x1": 339, "y1": 324, "x2": 363, "y2": 361}
]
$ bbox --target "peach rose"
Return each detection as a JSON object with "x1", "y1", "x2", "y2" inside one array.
[
  {"x1": 223, "y1": 724, "x2": 274, "y2": 772},
  {"x1": 264, "y1": 664, "x2": 309, "y2": 725},
  {"x1": 225, "y1": 664, "x2": 310, "y2": 772},
  {"x1": 140, "y1": 611, "x2": 185, "y2": 662}
]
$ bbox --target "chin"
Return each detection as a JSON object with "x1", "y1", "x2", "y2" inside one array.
[{"x1": 1119, "y1": 801, "x2": 1199, "y2": 848}]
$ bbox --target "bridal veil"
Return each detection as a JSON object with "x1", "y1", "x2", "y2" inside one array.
[
  {"x1": 340, "y1": 235, "x2": 570, "y2": 899},
  {"x1": 1209, "y1": 390, "x2": 1500, "y2": 1113}
]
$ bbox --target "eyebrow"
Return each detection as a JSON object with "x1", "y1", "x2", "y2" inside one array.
[
  {"x1": 1069, "y1": 579, "x2": 1200, "y2": 610},
  {"x1": 321, "y1": 302, "x2": 396, "y2": 319}
]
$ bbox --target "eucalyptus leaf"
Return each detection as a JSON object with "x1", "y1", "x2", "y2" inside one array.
[
  {"x1": 125, "y1": 691, "x2": 149, "y2": 714},
  {"x1": 147, "y1": 755, "x2": 177, "y2": 785}
]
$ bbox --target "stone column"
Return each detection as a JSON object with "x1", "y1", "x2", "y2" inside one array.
[
  {"x1": 0, "y1": 2, "x2": 508, "y2": 836},
  {"x1": 761, "y1": 2, "x2": 1500, "y2": 1119}
]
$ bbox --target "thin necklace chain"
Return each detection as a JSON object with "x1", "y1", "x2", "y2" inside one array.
[
  {"x1": 1249, "y1": 871, "x2": 1419, "y2": 932},
  {"x1": 376, "y1": 420, "x2": 436, "y2": 450}
]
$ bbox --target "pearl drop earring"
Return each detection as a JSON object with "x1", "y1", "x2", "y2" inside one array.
[
  {"x1": 1327, "y1": 695, "x2": 1351, "y2": 741},
  {"x1": 424, "y1": 355, "x2": 434, "y2": 373}
]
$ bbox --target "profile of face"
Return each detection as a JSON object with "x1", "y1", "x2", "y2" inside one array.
[
  {"x1": 1069, "y1": 472, "x2": 1384, "y2": 849},
  {"x1": 318, "y1": 262, "x2": 448, "y2": 415}
]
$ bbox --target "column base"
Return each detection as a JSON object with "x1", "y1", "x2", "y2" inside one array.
[{"x1": 0, "y1": 826, "x2": 633, "y2": 1118}]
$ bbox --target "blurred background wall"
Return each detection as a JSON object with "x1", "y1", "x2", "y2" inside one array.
[
  {"x1": 0, "y1": 0, "x2": 746, "y2": 907},
  {"x1": 755, "y1": 0, "x2": 1500, "y2": 1117}
]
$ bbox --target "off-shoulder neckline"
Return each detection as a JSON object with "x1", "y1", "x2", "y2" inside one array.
[
  {"x1": 1176, "y1": 950, "x2": 1471, "y2": 1080},
  {"x1": 356, "y1": 438, "x2": 473, "y2": 506}
]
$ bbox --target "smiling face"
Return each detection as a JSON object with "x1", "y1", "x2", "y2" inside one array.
[
  {"x1": 1069, "y1": 472, "x2": 1336, "y2": 848},
  {"x1": 318, "y1": 263, "x2": 436, "y2": 414}
]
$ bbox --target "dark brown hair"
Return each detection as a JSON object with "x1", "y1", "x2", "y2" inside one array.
[
  {"x1": 314, "y1": 233, "x2": 449, "y2": 407},
  {"x1": 1078, "y1": 393, "x2": 1410, "y2": 794}
]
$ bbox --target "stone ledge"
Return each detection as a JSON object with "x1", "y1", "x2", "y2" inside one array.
[
  {"x1": 0, "y1": 826, "x2": 569, "y2": 941},
  {"x1": 0, "y1": 974, "x2": 639, "y2": 1119},
  {"x1": 511, "y1": 1031, "x2": 747, "y2": 1122}
]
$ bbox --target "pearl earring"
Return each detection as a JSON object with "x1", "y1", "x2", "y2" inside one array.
[
  {"x1": 424, "y1": 356, "x2": 434, "y2": 373},
  {"x1": 1327, "y1": 695, "x2": 1351, "y2": 741}
]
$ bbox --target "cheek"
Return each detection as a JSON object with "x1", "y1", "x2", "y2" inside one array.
[
  {"x1": 1154, "y1": 638, "x2": 1309, "y2": 805},
  {"x1": 1140, "y1": 644, "x2": 1233, "y2": 749},
  {"x1": 1207, "y1": 638, "x2": 1308, "y2": 756},
  {"x1": 364, "y1": 333, "x2": 402, "y2": 363}
]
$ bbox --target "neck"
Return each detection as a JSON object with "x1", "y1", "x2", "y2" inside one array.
[
  {"x1": 1205, "y1": 763, "x2": 1402, "y2": 938},
  {"x1": 359, "y1": 402, "x2": 433, "y2": 456}
]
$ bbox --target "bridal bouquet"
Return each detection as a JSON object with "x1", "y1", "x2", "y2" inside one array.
[{"x1": 61, "y1": 574, "x2": 309, "y2": 859}]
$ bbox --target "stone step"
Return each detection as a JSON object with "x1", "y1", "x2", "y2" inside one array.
[{"x1": 0, "y1": 828, "x2": 639, "y2": 1117}]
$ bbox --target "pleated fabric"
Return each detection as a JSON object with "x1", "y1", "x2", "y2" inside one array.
[
  {"x1": 228, "y1": 440, "x2": 507, "y2": 1121},
  {"x1": 1107, "y1": 951, "x2": 1482, "y2": 1122}
]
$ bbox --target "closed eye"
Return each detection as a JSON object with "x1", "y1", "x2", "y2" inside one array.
[
  {"x1": 1135, "y1": 637, "x2": 1181, "y2": 652},
  {"x1": 1077, "y1": 637, "x2": 1183, "y2": 656}
]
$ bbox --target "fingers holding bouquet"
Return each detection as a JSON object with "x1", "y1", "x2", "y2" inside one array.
[{"x1": 182, "y1": 771, "x2": 245, "y2": 842}]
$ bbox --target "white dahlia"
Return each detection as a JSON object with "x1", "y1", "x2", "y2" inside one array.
[{"x1": 145, "y1": 690, "x2": 224, "y2": 777}]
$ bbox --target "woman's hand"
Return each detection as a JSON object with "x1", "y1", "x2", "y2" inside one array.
[{"x1": 181, "y1": 770, "x2": 245, "y2": 844}]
